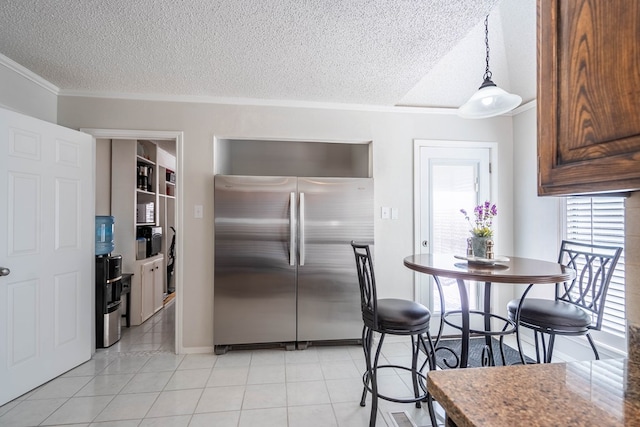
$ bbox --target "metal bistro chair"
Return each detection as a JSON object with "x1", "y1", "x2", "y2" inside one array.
[
  {"x1": 506, "y1": 240, "x2": 622, "y2": 363},
  {"x1": 351, "y1": 242, "x2": 437, "y2": 427}
]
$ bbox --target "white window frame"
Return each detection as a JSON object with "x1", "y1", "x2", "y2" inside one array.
[{"x1": 562, "y1": 196, "x2": 626, "y2": 353}]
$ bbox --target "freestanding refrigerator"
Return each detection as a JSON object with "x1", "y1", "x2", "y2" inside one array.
[{"x1": 214, "y1": 175, "x2": 373, "y2": 353}]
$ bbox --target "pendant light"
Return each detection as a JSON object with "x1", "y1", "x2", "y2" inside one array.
[{"x1": 457, "y1": 15, "x2": 521, "y2": 119}]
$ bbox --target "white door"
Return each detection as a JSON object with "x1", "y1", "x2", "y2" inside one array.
[
  {"x1": 0, "y1": 108, "x2": 94, "y2": 405},
  {"x1": 414, "y1": 143, "x2": 493, "y2": 317}
]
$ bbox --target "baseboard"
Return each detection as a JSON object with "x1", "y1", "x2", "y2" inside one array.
[
  {"x1": 163, "y1": 292, "x2": 176, "y2": 306},
  {"x1": 180, "y1": 346, "x2": 215, "y2": 354},
  {"x1": 515, "y1": 333, "x2": 626, "y2": 363}
]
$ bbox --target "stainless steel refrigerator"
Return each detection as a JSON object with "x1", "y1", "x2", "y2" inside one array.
[{"x1": 214, "y1": 175, "x2": 373, "y2": 353}]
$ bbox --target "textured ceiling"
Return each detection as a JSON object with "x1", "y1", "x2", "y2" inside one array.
[{"x1": 0, "y1": 0, "x2": 535, "y2": 108}]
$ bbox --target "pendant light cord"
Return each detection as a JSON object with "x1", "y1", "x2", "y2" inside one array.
[
  {"x1": 483, "y1": 15, "x2": 492, "y2": 81},
  {"x1": 457, "y1": 13, "x2": 522, "y2": 117}
]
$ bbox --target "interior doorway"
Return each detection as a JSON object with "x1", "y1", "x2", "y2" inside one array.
[{"x1": 83, "y1": 129, "x2": 183, "y2": 354}]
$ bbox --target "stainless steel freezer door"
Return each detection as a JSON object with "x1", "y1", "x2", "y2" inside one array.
[
  {"x1": 214, "y1": 175, "x2": 298, "y2": 346},
  {"x1": 296, "y1": 177, "x2": 374, "y2": 342}
]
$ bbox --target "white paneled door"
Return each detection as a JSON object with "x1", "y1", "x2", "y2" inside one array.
[{"x1": 0, "y1": 108, "x2": 94, "y2": 406}]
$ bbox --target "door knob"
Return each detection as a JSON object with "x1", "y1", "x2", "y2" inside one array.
[{"x1": 0, "y1": 267, "x2": 10, "y2": 276}]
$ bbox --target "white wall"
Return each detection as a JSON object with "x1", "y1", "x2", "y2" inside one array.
[
  {"x1": 57, "y1": 96, "x2": 515, "y2": 352},
  {"x1": 512, "y1": 103, "x2": 561, "y2": 260},
  {"x1": 95, "y1": 139, "x2": 112, "y2": 215},
  {"x1": 0, "y1": 56, "x2": 58, "y2": 123},
  {"x1": 511, "y1": 103, "x2": 562, "y2": 301}
]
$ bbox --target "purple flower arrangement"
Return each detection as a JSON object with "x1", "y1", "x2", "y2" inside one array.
[{"x1": 460, "y1": 201, "x2": 497, "y2": 237}]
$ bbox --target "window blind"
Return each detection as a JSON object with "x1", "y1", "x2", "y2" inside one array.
[{"x1": 565, "y1": 197, "x2": 626, "y2": 337}]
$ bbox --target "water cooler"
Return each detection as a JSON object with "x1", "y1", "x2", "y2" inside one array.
[{"x1": 95, "y1": 216, "x2": 123, "y2": 348}]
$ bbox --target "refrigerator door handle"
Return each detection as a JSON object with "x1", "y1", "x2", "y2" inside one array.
[
  {"x1": 289, "y1": 192, "x2": 296, "y2": 266},
  {"x1": 299, "y1": 192, "x2": 305, "y2": 266}
]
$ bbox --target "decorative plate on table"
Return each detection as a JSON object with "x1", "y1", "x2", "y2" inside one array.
[{"x1": 454, "y1": 254, "x2": 510, "y2": 266}]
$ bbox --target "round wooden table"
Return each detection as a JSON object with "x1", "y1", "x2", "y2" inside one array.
[{"x1": 403, "y1": 254, "x2": 575, "y2": 368}]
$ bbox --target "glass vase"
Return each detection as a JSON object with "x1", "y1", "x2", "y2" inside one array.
[{"x1": 470, "y1": 236, "x2": 491, "y2": 258}]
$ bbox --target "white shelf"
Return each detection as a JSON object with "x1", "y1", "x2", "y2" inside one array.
[{"x1": 136, "y1": 155, "x2": 155, "y2": 166}]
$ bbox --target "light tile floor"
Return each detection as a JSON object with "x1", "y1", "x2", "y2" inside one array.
[{"x1": 0, "y1": 301, "x2": 441, "y2": 426}]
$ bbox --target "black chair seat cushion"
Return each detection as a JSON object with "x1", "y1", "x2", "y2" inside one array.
[
  {"x1": 507, "y1": 298, "x2": 591, "y2": 332},
  {"x1": 364, "y1": 298, "x2": 431, "y2": 332}
]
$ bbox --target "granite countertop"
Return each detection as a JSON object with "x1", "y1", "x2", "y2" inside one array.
[{"x1": 427, "y1": 358, "x2": 640, "y2": 427}]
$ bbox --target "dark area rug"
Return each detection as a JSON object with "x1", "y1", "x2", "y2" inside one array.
[{"x1": 433, "y1": 337, "x2": 534, "y2": 369}]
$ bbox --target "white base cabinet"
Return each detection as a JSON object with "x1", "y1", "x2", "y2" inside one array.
[{"x1": 130, "y1": 253, "x2": 165, "y2": 326}]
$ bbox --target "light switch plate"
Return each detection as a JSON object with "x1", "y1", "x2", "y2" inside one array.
[
  {"x1": 194, "y1": 205, "x2": 203, "y2": 218},
  {"x1": 381, "y1": 206, "x2": 391, "y2": 219},
  {"x1": 391, "y1": 208, "x2": 399, "y2": 220}
]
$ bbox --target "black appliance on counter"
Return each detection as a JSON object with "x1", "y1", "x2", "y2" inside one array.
[
  {"x1": 96, "y1": 254, "x2": 122, "y2": 348},
  {"x1": 137, "y1": 226, "x2": 162, "y2": 258}
]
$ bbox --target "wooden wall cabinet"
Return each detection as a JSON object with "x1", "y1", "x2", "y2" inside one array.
[{"x1": 537, "y1": 0, "x2": 640, "y2": 196}]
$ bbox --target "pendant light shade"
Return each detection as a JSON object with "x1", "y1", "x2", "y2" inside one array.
[
  {"x1": 457, "y1": 16, "x2": 521, "y2": 119},
  {"x1": 458, "y1": 78, "x2": 522, "y2": 119}
]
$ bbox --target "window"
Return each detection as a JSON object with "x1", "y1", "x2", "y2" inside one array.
[{"x1": 564, "y1": 197, "x2": 626, "y2": 345}]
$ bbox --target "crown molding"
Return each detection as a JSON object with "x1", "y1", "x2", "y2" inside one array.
[
  {"x1": 511, "y1": 99, "x2": 536, "y2": 115},
  {"x1": 0, "y1": 53, "x2": 59, "y2": 95},
  {"x1": 58, "y1": 89, "x2": 466, "y2": 115},
  {"x1": 60, "y1": 89, "x2": 537, "y2": 116}
]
